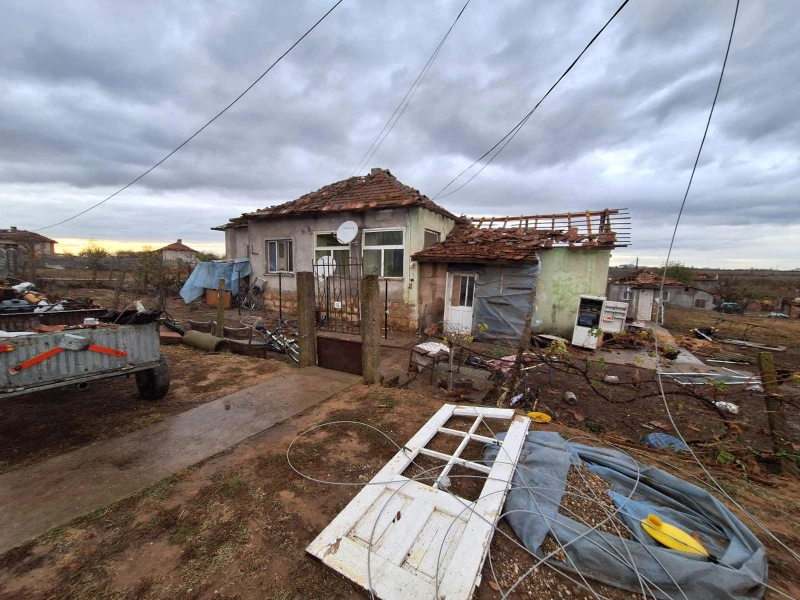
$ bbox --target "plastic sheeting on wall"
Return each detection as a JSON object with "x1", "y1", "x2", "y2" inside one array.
[
  {"x1": 449, "y1": 261, "x2": 541, "y2": 340},
  {"x1": 179, "y1": 259, "x2": 253, "y2": 303}
]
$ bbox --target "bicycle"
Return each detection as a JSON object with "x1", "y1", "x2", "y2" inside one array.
[
  {"x1": 252, "y1": 318, "x2": 299, "y2": 363},
  {"x1": 234, "y1": 281, "x2": 264, "y2": 311}
]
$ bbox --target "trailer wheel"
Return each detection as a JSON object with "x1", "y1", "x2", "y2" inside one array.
[{"x1": 136, "y1": 357, "x2": 170, "y2": 400}]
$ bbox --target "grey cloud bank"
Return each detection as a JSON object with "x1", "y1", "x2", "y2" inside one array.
[{"x1": 1, "y1": 0, "x2": 798, "y2": 267}]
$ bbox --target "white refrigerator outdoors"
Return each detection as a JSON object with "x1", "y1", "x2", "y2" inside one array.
[{"x1": 571, "y1": 295, "x2": 629, "y2": 349}]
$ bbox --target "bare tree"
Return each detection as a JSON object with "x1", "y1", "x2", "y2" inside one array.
[
  {"x1": 13, "y1": 233, "x2": 45, "y2": 281},
  {"x1": 79, "y1": 241, "x2": 110, "y2": 282}
]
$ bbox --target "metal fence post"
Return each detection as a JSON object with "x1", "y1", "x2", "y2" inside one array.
[{"x1": 384, "y1": 278, "x2": 389, "y2": 339}]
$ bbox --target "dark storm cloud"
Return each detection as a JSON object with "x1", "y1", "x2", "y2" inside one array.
[{"x1": 0, "y1": 0, "x2": 798, "y2": 267}]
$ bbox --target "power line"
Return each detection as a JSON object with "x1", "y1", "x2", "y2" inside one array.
[
  {"x1": 351, "y1": 0, "x2": 472, "y2": 177},
  {"x1": 432, "y1": 0, "x2": 630, "y2": 201},
  {"x1": 35, "y1": 0, "x2": 344, "y2": 232},
  {"x1": 651, "y1": 0, "x2": 799, "y2": 566}
]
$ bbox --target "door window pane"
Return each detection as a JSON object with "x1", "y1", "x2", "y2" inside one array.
[
  {"x1": 384, "y1": 249, "x2": 403, "y2": 277},
  {"x1": 364, "y1": 250, "x2": 381, "y2": 275},
  {"x1": 451, "y1": 275, "x2": 461, "y2": 307},
  {"x1": 333, "y1": 249, "x2": 350, "y2": 275}
]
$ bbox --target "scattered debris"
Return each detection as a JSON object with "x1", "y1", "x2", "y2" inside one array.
[
  {"x1": 720, "y1": 338, "x2": 786, "y2": 352},
  {"x1": 642, "y1": 432, "x2": 689, "y2": 452},
  {"x1": 714, "y1": 401, "x2": 740, "y2": 415},
  {"x1": 659, "y1": 370, "x2": 762, "y2": 387},
  {"x1": 563, "y1": 391, "x2": 577, "y2": 404}
]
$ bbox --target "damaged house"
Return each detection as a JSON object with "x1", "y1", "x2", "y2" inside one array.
[
  {"x1": 606, "y1": 270, "x2": 714, "y2": 321},
  {"x1": 214, "y1": 168, "x2": 628, "y2": 336},
  {"x1": 412, "y1": 211, "x2": 629, "y2": 338},
  {"x1": 214, "y1": 168, "x2": 459, "y2": 330}
]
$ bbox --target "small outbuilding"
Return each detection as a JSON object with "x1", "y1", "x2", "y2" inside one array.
[
  {"x1": 606, "y1": 270, "x2": 714, "y2": 322},
  {"x1": 159, "y1": 239, "x2": 198, "y2": 265},
  {"x1": 411, "y1": 210, "x2": 629, "y2": 339}
]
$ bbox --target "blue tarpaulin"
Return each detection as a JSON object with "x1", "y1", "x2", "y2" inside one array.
[
  {"x1": 179, "y1": 259, "x2": 253, "y2": 303},
  {"x1": 485, "y1": 432, "x2": 767, "y2": 600}
]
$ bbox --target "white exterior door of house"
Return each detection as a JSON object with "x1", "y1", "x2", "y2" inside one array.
[
  {"x1": 444, "y1": 273, "x2": 476, "y2": 332},
  {"x1": 635, "y1": 289, "x2": 655, "y2": 321}
]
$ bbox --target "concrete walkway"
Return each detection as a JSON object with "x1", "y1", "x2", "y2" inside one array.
[{"x1": 0, "y1": 366, "x2": 358, "y2": 554}]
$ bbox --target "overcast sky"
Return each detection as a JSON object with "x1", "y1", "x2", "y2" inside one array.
[{"x1": 1, "y1": 1, "x2": 798, "y2": 267}]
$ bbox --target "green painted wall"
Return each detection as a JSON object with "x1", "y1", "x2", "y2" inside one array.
[{"x1": 534, "y1": 249, "x2": 611, "y2": 337}]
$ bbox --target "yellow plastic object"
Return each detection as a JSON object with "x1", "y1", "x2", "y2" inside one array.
[
  {"x1": 641, "y1": 514, "x2": 708, "y2": 555},
  {"x1": 527, "y1": 411, "x2": 552, "y2": 423}
]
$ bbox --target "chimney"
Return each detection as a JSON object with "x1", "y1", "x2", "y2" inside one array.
[
  {"x1": 177, "y1": 238, "x2": 182, "y2": 243},
  {"x1": 9, "y1": 226, "x2": 17, "y2": 232},
  {"x1": 370, "y1": 168, "x2": 383, "y2": 176}
]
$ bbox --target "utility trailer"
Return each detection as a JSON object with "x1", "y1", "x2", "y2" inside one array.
[{"x1": 0, "y1": 319, "x2": 169, "y2": 400}]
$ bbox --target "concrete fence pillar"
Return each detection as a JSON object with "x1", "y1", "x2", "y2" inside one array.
[
  {"x1": 361, "y1": 274, "x2": 381, "y2": 384},
  {"x1": 296, "y1": 272, "x2": 317, "y2": 368}
]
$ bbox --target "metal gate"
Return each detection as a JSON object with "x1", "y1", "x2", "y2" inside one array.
[{"x1": 313, "y1": 259, "x2": 362, "y2": 333}]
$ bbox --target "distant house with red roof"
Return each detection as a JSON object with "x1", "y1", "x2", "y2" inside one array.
[
  {"x1": 0, "y1": 227, "x2": 57, "y2": 255},
  {"x1": 158, "y1": 239, "x2": 198, "y2": 265}
]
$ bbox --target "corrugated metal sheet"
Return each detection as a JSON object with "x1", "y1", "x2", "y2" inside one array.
[{"x1": 1, "y1": 323, "x2": 160, "y2": 393}]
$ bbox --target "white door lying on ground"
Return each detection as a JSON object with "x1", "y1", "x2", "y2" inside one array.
[
  {"x1": 445, "y1": 273, "x2": 476, "y2": 332},
  {"x1": 307, "y1": 405, "x2": 531, "y2": 600}
]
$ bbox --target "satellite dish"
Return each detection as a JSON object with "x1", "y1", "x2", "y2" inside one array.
[
  {"x1": 336, "y1": 221, "x2": 358, "y2": 244},
  {"x1": 316, "y1": 255, "x2": 336, "y2": 277}
]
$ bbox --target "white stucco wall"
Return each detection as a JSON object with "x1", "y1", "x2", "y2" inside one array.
[{"x1": 162, "y1": 249, "x2": 197, "y2": 264}]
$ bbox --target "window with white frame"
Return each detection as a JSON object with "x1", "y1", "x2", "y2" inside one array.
[
  {"x1": 267, "y1": 240, "x2": 293, "y2": 273},
  {"x1": 661, "y1": 290, "x2": 670, "y2": 301},
  {"x1": 363, "y1": 229, "x2": 404, "y2": 277},
  {"x1": 622, "y1": 288, "x2": 631, "y2": 301},
  {"x1": 314, "y1": 233, "x2": 350, "y2": 275}
]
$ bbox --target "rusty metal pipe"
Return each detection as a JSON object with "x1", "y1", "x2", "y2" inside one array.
[{"x1": 181, "y1": 330, "x2": 230, "y2": 353}]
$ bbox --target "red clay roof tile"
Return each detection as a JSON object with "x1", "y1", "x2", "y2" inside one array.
[{"x1": 213, "y1": 169, "x2": 459, "y2": 229}]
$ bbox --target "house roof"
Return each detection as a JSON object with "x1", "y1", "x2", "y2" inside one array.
[
  {"x1": 159, "y1": 240, "x2": 197, "y2": 252},
  {"x1": 610, "y1": 270, "x2": 691, "y2": 289},
  {"x1": 0, "y1": 229, "x2": 57, "y2": 245},
  {"x1": 412, "y1": 209, "x2": 628, "y2": 264},
  {"x1": 212, "y1": 168, "x2": 460, "y2": 230}
]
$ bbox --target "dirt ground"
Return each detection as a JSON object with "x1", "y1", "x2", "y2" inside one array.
[
  {"x1": 1, "y1": 384, "x2": 798, "y2": 600},
  {"x1": 2, "y1": 290, "x2": 799, "y2": 598},
  {"x1": 0, "y1": 345, "x2": 292, "y2": 474},
  {"x1": 663, "y1": 307, "x2": 800, "y2": 370}
]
